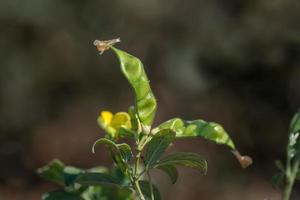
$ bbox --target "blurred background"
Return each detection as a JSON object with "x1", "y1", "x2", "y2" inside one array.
[{"x1": 0, "y1": 0, "x2": 300, "y2": 199}]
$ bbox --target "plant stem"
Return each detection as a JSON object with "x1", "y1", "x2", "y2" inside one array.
[
  {"x1": 283, "y1": 180, "x2": 294, "y2": 200},
  {"x1": 283, "y1": 160, "x2": 299, "y2": 200},
  {"x1": 134, "y1": 179, "x2": 146, "y2": 200},
  {"x1": 147, "y1": 170, "x2": 155, "y2": 200},
  {"x1": 135, "y1": 151, "x2": 142, "y2": 175},
  {"x1": 133, "y1": 151, "x2": 146, "y2": 200},
  {"x1": 133, "y1": 133, "x2": 153, "y2": 200}
]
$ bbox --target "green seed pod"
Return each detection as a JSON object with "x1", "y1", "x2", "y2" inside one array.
[{"x1": 110, "y1": 46, "x2": 157, "y2": 130}]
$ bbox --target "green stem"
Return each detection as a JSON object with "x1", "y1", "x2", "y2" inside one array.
[
  {"x1": 147, "y1": 171, "x2": 155, "y2": 200},
  {"x1": 135, "y1": 151, "x2": 142, "y2": 175},
  {"x1": 133, "y1": 132, "x2": 153, "y2": 200},
  {"x1": 283, "y1": 160, "x2": 299, "y2": 200},
  {"x1": 283, "y1": 180, "x2": 294, "y2": 200},
  {"x1": 133, "y1": 151, "x2": 146, "y2": 200},
  {"x1": 134, "y1": 179, "x2": 146, "y2": 200}
]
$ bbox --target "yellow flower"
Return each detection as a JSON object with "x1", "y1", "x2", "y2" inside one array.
[{"x1": 98, "y1": 111, "x2": 132, "y2": 139}]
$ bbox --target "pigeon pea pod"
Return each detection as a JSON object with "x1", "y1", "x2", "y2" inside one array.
[
  {"x1": 152, "y1": 118, "x2": 235, "y2": 149},
  {"x1": 152, "y1": 118, "x2": 253, "y2": 168},
  {"x1": 110, "y1": 47, "x2": 157, "y2": 130}
]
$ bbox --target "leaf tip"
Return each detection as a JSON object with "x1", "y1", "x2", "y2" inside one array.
[
  {"x1": 91, "y1": 139, "x2": 99, "y2": 154},
  {"x1": 203, "y1": 161, "x2": 208, "y2": 175}
]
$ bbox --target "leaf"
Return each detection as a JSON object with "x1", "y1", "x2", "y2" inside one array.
[
  {"x1": 75, "y1": 172, "x2": 122, "y2": 187},
  {"x1": 139, "y1": 180, "x2": 161, "y2": 200},
  {"x1": 275, "y1": 160, "x2": 285, "y2": 172},
  {"x1": 110, "y1": 47, "x2": 157, "y2": 128},
  {"x1": 63, "y1": 166, "x2": 83, "y2": 186},
  {"x1": 289, "y1": 110, "x2": 300, "y2": 135},
  {"x1": 100, "y1": 186, "x2": 134, "y2": 200},
  {"x1": 287, "y1": 132, "x2": 299, "y2": 159},
  {"x1": 157, "y1": 165, "x2": 178, "y2": 184},
  {"x1": 92, "y1": 138, "x2": 132, "y2": 169},
  {"x1": 87, "y1": 166, "x2": 108, "y2": 174},
  {"x1": 111, "y1": 166, "x2": 128, "y2": 183},
  {"x1": 272, "y1": 173, "x2": 285, "y2": 188},
  {"x1": 119, "y1": 127, "x2": 135, "y2": 138},
  {"x1": 118, "y1": 143, "x2": 133, "y2": 162},
  {"x1": 116, "y1": 189, "x2": 134, "y2": 200},
  {"x1": 82, "y1": 186, "x2": 133, "y2": 200},
  {"x1": 154, "y1": 152, "x2": 207, "y2": 175},
  {"x1": 287, "y1": 110, "x2": 300, "y2": 160},
  {"x1": 42, "y1": 191, "x2": 82, "y2": 200},
  {"x1": 144, "y1": 129, "x2": 176, "y2": 169},
  {"x1": 37, "y1": 159, "x2": 65, "y2": 186},
  {"x1": 152, "y1": 118, "x2": 235, "y2": 149},
  {"x1": 92, "y1": 138, "x2": 118, "y2": 155},
  {"x1": 81, "y1": 186, "x2": 103, "y2": 200}
]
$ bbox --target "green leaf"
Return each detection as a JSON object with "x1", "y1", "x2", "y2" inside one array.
[
  {"x1": 157, "y1": 165, "x2": 178, "y2": 184},
  {"x1": 144, "y1": 129, "x2": 176, "y2": 169},
  {"x1": 118, "y1": 144, "x2": 133, "y2": 162},
  {"x1": 111, "y1": 166, "x2": 130, "y2": 184},
  {"x1": 287, "y1": 110, "x2": 300, "y2": 160},
  {"x1": 289, "y1": 110, "x2": 300, "y2": 135},
  {"x1": 87, "y1": 166, "x2": 108, "y2": 174},
  {"x1": 154, "y1": 152, "x2": 207, "y2": 175},
  {"x1": 37, "y1": 159, "x2": 65, "y2": 186},
  {"x1": 139, "y1": 180, "x2": 161, "y2": 200},
  {"x1": 63, "y1": 166, "x2": 83, "y2": 186},
  {"x1": 287, "y1": 131, "x2": 300, "y2": 160},
  {"x1": 119, "y1": 127, "x2": 136, "y2": 138},
  {"x1": 271, "y1": 173, "x2": 285, "y2": 188},
  {"x1": 81, "y1": 186, "x2": 103, "y2": 200},
  {"x1": 75, "y1": 172, "x2": 122, "y2": 187},
  {"x1": 110, "y1": 47, "x2": 157, "y2": 128},
  {"x1": 275, "y1": 160, "x2": 285, "y2": 172},
  {"x1": 101, "y1": 186, "x2": 134, "y2": 200},
  {"x1": 92, "y1": 138, "x2": 132, "y2": 169},
  {"x1": 152, "y1": 118, "x2": 235, "y2": 149},
  {"x1": 42, "y1": 191, "x2": 82, "y2": 200}
]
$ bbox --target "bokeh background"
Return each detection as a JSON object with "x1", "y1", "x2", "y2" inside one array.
[{"x1": 0, "y1": 0, "x2": 300, "y2": 199}]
